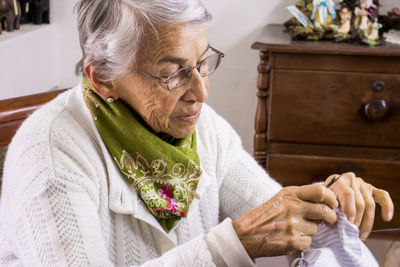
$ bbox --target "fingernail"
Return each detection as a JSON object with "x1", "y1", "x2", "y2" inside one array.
[
  {"x1": 388, "y1": 211, "x2": 393, "y2": 220},
  {"x1": 360, "y1": 232, "x2": 369, "y2": 241}
]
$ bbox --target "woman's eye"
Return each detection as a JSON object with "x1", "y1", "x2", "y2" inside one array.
[{"x1": 160, "y1": 66, "x2": 180, "y2": 78}]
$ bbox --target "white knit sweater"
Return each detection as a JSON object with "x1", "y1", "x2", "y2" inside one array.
[{"x1": 0, "y1": 84, "x2": 282, "y2": 266}]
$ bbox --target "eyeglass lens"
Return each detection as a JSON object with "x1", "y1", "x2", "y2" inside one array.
[{"x1": 167, "y1": 53, "x2": 221, "y2": 91}]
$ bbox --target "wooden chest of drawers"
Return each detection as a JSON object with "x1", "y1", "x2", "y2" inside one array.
[{"x1": 252, "y1": 25, "x2": 400, "y2": 230}]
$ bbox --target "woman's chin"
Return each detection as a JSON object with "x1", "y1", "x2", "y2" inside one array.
[{"x1": 166, "y1": 126, "x2": 196, "y2": 139}]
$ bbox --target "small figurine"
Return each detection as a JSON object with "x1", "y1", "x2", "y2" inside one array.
[
  {"x1": 337, "y1": 7, "x2": 352, "y2": 34},
  {"x1": 363, "y1": 18, "x2": 382, "y2": 45},
  {"x1": 330, "y1": 7, "x2": 353, "y2": 41},
  {"x1": 311, "y1": 0, "x2": 336, "y2": 29},
  {"x1": 31, "y1": 0, "x2": 49, "y2": 24},
  {"x1": 0, "y1": 0, "x2": 21, "y2": 33},
  {"x1": 354, "y1": 2, "x2": 369, "y2": 36},
  {"x1": 365, "y1": 0, "x2": 380, "y2": 20},
  {"x1": 18, "y1": 0, "x2": 31, "y2": 23},
  {"x1": 284, "y1": 0, "x2": 326, "y2": 41},
  {"x1": 387, "y1": 7, "x2": 400, "y2": 16},
  {"x1": 367, "y1": 18, "x2": 380, "y2": 39},
  {"x1": 287, "y1": 5, "x2": 313, "y2": 27},
  {"x1": 17, "y1": 0, "x2": 49, "y2": 24}
]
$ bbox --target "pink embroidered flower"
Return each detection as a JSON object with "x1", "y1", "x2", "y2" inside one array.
[
  {"x1": 166, "y1": 198, "x2": 178, "y2": 213},
  {"x1": 158, "y1": 185, "x2": 174, "y2": 199},
  {"x1": 180, "y1": 209, "x2": 186, "y2": 217}
]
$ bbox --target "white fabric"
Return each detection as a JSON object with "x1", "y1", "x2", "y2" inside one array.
[
  {"x1": 384, "y1": 30, "x2": 400, "y2": 45},
  {"x1": 0, "y1": 84, "x2": 282, "y2": 266},
  {"x1": 298, "y1": 211, "x2": 379, "y2": 267}
]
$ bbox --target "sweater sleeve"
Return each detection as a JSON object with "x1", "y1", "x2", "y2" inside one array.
[
  {"x1": 219, "y1": 144, "x2": 283, "y2": 220},
  {"x1": 0, "y1": 123, "x2": 250, "y2": 267},
  {"x1": 137, "y1": 218, "x2": 254, "y2": 267},
  {"x1": 1, "y1": 153, "x2": 255, "y2": 267},
  {"x1": 209, "y1": 109, "x2": 283, "y2": 220}
]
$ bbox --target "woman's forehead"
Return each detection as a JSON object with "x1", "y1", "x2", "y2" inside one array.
[{"x1": 139, "y1": 24, "x2": 209, "y2": 65}]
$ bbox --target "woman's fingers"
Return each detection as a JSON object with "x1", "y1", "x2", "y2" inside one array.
[
  {"x1": 303, "y1": 202, "x2": 337, "y2": 225},
  {"x1": 329, "y1": 172, "x2": 356, "y2": 223},
  {"x1": 295, "y1": 184, "x2": 338, "y2": 209},
  {"x1": 359, "y1": 182, "x2": 375, "y2": 240},
  {"x1": 327, "y1": 172, "x2": 394, "y2": 235},
  {"x1": 373, "y1": 187, "x2": 394, "y2": 222},
  {"x1": 293, "y1": 218, "x2": 320, "y2": 236},
  {"x1": 233, "y1": 185, "x2": 338, "y2": 259},
  {"x1": 283, "y1": 220, "x2": 317, "y2": 254},
  {"x1": 353, "y1": 178, "x2": 365, "y2": 227},
  {"x1": 290, "y1": 236, "x2": 312, "y2": 253}
]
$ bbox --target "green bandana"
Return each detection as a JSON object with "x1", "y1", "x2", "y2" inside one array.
[{"x1": 82, "y1": 78, "x2": 202, "y2": 232}]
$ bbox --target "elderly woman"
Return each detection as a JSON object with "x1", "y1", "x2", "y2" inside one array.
[{"x1": 0, "y1": 0, "x2": 394, "y2": 266}]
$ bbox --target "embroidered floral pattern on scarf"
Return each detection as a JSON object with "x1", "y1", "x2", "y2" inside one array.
[{"x1": 82, "y1": 78, "x2": 202, "y2": 232}]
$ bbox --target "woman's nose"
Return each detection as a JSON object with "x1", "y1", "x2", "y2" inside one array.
[{"x1": 181, "y1": 69, "x2": 209, "y2": 103}]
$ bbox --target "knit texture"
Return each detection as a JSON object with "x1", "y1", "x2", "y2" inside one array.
[{"x1": 0, "y1": 85, "x2": 282, "y2": 266}]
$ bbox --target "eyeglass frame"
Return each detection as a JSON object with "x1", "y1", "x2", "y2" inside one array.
[{"x1": 130, "y1": 46, "x2": 225, "y2": 91}]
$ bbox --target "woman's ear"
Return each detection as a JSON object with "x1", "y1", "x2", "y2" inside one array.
[{"x1": 84, "y1": 65, "x2": 119, "y2": 100}]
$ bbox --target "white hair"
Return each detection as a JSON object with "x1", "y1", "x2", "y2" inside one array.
[{"x1": 75, "y1": 0, "x2": 212, "y2": 82}]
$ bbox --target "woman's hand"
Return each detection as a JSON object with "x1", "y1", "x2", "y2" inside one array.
[
  {"x1": 232, "y1": 184, "x2": 338, "y2": 259},
  {"x1": 324, "y1": 172, "x2": 394, "y2": 240}
]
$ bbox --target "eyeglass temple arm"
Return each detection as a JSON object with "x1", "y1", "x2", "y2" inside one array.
[
  {"x1": 210, "y1": 46, "x2": 225, "y2": 57},
  {"x1": 131, "y1": 70, "x2": 168, "y2": 83}
]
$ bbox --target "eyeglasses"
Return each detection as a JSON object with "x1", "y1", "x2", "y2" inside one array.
[{"x1": 131, "y1": 46, "x2": 224, "y2": 91}]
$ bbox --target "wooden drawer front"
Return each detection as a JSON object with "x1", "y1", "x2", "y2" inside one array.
[
  {"x1": 272, "y1": 53, "x2": 400, "y2": 74},
  {"x1": 269, "y1": 70, "x2": 400, "y2": 148},
  {"x1": 267, "y1": 154, "x2": 400, "y2": 230}
]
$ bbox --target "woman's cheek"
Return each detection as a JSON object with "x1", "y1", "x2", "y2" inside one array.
[{"x1": 148, "y1": 110, "x2": 164, "y2": 132}]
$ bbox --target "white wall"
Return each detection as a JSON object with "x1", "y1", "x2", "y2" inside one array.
[
  {"x1": 0, "y1": 24, "x2": 59, "y2": 99},
  {"x1": 202, "y1": 0, "x2": 398, "y2": 152},
  {"x1": 50, "y1": 0, "x2": 81, "y2": 89},
  {"x1": 202, "y1": 0, "x2": 293, "y2": 152},
  {"x1": 0, "y1": 0, "x2": 81, "y2": 99}
]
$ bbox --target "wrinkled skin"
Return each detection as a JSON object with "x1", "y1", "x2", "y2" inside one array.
[
  {"x1": 233, "y1": 172, "x2": 394, "y2": 259},
  {"x1": 324, "y1": 172, "x2": 393, "y2": 240},
  {"x1": 233, "y1": 184, "x2": 338, "y2": 259},
  {"x1": 85, "y1": 23, "x2": 210, "y2": 139}
]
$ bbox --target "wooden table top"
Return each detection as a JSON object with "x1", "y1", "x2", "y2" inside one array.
[{"x1": 251, "y1": 24, "x2": 400, "y2": 56}]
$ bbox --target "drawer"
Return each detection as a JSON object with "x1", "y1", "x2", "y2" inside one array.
[
  {"x1": 269, "y1": 70, "x2": 400, "y2": 148},
  {"x1": 267, "y1": 153, "x2": 400, "y2": 230},
  {"x1": 272, "y1": 53, "x2": 400, "y2": 74}
]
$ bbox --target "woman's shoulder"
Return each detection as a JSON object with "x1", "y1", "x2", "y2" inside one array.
[
  {"x1": 7, "y1": 86, "x2": 93, "y2": 158},
  {"x1": 6, "y1": 90, "x2": 71, "y2": 159},
  {"x1": 1, "y1": 90, "x2": 70, "y2": 210},
  {"x1": 2, "y1": 86, "x2": 104, "y2": 207}
]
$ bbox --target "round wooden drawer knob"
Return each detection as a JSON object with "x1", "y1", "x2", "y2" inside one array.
[
  {"x1": 364, "y1": 99, "x2": 390, "y2": 121},
  {"x1": 373, "y1": 81, "x2": 385, "y2": 92}
]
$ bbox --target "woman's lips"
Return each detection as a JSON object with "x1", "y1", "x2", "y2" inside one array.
[{"x1": 176, "y1": 110, "x2": 201, "y2": 123}]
